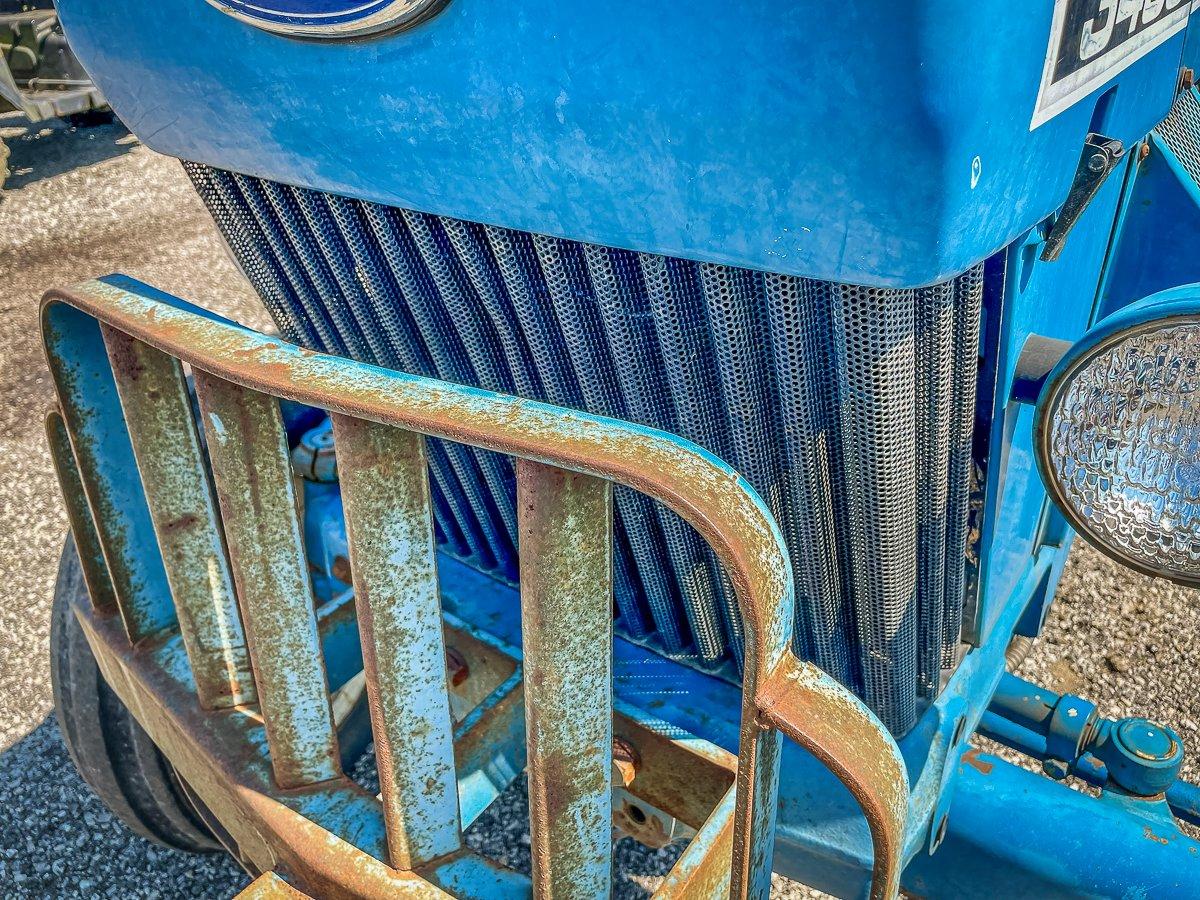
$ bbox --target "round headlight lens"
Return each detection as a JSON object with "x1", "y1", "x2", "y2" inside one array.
[{"x1": 1038, "y1": 301, "x2": 1200, "y2": 585}]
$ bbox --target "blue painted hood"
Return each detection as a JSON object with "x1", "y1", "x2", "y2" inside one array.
[{"x1": 58, "y1": 0, "x2": 1195, "y2": 287}]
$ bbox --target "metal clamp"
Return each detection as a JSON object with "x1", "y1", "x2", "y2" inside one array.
[{"x1": 1041, "y1": 133, "x2": 1125, "y2": 262}]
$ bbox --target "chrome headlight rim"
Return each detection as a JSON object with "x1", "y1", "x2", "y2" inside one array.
[{"x1": 1034, "y1": 287, "x2": 1200, "y2": 587}]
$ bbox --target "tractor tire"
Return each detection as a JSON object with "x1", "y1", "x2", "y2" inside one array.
[
  {"x1": 50, "y1": 537, "x2": 222, "y2": 853},
  {"x1": 49, "y1": 536, "x2": 374, "y2": 854}
]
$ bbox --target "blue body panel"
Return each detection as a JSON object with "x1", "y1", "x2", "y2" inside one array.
[
  {"x1": 970, "y1": 154, "x2": 1132, "y2": 648},
  {"x1": 1100, "y1": 95, "x2": 1200, "y2": 319},
  {"x1": 57, "y1": 0, "x2": 1193, "y2": 287}
]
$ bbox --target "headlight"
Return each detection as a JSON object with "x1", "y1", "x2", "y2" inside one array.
[{"x1": 1035, "y1": 287, "x2": 1200, "y2": 586}]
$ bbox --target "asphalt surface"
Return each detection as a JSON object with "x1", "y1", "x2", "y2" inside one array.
[{"x1": 0, "y1": 112, "x2": 1196, "y2": 898}]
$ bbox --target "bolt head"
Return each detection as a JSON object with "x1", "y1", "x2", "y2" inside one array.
[
  {"x1": 1087, "y1": 152, "x2": 1108, "y2": 173},
  {"x1": 1115, "y1": 718, "x2": 1179, "y2": 763}
]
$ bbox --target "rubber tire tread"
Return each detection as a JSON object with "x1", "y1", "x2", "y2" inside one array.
[{"x1": 49, "y1": 537, "x2": 220, "y2": 854}]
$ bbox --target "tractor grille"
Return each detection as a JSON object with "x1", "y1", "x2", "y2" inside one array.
[{"x1": 185, "y1": 163, "x2": 982, "y2": 734}]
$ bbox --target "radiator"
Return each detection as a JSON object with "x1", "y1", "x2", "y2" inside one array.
[{"x1": 184, "y1": 163, "x2": 982, "y2": 735}]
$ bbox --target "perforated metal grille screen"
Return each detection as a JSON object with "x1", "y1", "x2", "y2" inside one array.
[
  {"x1": 186, "y1": 164, "x2": 982, "y2": 734},
  {"x1": 1158, "y1": 86, "x2": 1200, "y2": 185}
]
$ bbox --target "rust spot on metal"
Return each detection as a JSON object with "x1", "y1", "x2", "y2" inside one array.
[
  {"x1": 613, "y1": 798, "x2": 671, "y2": 848},
  {"x1": 331, "y1": 554, "x2": 353, "y2": 585},
  {"x1": 161, "y1": 512, "x2": 200, "y2": 534},
  {"x1": 961, "y1": 748, "x2": 994, "y2": 776},
  {"x1": 612, "y1": 737, "x2": 639, "y2": 789},
  {"x1": 1144, "y1": 825, "x2": 1170, "y2": 845},
  {"x1": 612, "y1": 711, "x2": 734, "y2": 831},
  {"x1": 445, "y1": 647, "x2": 469, "y2": 688}
]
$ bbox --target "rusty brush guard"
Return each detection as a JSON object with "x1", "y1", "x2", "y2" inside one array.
[{"x1": 41, "y1": 276, "x2": 907, "y2": 898}]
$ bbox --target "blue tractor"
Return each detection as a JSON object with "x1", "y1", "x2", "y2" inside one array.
[{"x1": 32, "y1": 1, "x2": 1200, "y2": 896}]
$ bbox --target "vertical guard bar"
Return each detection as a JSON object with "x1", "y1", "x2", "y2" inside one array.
[
  {"x1": 193, "y1": 370, "x2": 340, "y2": 788},
  {"x1": 331, "y1": 414, "x2": 462, "y2": 868},
  {"x1": 42, "y1": 302, "x2": 176, "y2": 642},
  {"x1": 517, "y1": 460, "x2": 614, "y2": 900},
  {"x1": 45, "y1": 410, "x2": 118, "y2": 614},
  {"x1": 102, "y1": 327, "x2": 255, "y2": 710},
  {"x1": 756, "y1": 655, "x2": 907, "y2": 900},
  {"x1": 731, "y1": 717, "x2": 783, "y2": 899}
]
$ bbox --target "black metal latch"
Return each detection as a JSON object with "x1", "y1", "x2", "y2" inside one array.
[{"x1": 1040, "y1": 133, "x2": 1125, "y2": 262}]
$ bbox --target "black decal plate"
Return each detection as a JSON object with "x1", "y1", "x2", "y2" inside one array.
[{"x1": 1033, "y1": 0, "x2": 1195, "y2": 128}]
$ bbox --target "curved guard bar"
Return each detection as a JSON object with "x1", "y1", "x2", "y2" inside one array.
[
  {"x1": 42, "y1": 277, "x2": 909, "y2": 898},
  {"x1": 757, "y1": 654, "x2": 908, "y2": 900}
]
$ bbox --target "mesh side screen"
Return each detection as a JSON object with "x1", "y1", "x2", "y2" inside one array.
[
  {"x1": 1158, "y1": 87, "x2": 1200, "y2": 185},
  {"x1": 186, "y1": 162, "x2": 984, "y2": 734}
]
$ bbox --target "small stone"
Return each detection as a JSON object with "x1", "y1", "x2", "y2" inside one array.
[{"x1": 1106, "y1": 653, "x2": 1132, "y2": 674}]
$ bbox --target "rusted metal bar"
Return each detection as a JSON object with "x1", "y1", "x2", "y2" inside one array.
[
  {"x1": 43, "y1": 280, "x2": 911, "y2": 898},
  {"x1": 453, "y1": 671, "x2": 526, "y2": 829},
  {"x1": 102, "y1": 326, "x2": 255, "y2": 710},
  {"x1": 517, "y1": 460, "x2": 614, "y2": 900},
  {"x1": 653, "y1": 786, "x2": 736, "y2": 899},
  {"x1": 332, "y1": 414, "x2": 461, "y2": 868},
  {"x1": 234, "y1": 873, "x2": 311, "y2": 899},
  {"x1": 193, "y1": 370, "x2": 340, "y2": 788},
  {"x1": 72, "y1": 598, "x2": 466, "y2": 899},
  {"x1": 45, "y1": 410, "x2": 117, "y2": 614},
  {"x1": 731, "y1": 717, "x2": 783, "y2": 898},
  {"x1": 42, "y1": 300, "x2": 176, "y2": 642},
  {"x1": 611, "y1": 705, "x2": 735, "y2": 832},
  {"x1": 756, "y1": 654, "x2": 908, "y2": 900}
]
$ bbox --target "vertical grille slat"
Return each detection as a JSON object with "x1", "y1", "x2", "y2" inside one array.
[
  {"x1": 576, "y1": 244, "x2": 691, "y2": 657},
  {"x1": 830, "y1": 286, "x2": 920, "y2": 731},
  {"x1": 915, "y1": 281, "x2": 956, "y2": 697},
  {"x1": 182, "y1": 163, "x2": 318, "y2": 349},
  {"x1": 355, "y1": 204, "x2": 516, "y2": 572},
  {"x1": 189, "y1": 165, "x2": 984, "y2": 733},
  {"x1": 763, "y1": 275, "x2": 853, "y2": 687},
  {"x1": 942, "y1": 266, "x2": 984, "y2": 668},
  {"x1": 584, "y1": 244, "x2": 728, "y2": 663},
  {"x1": 230, "y1": 174, "x2": 341, "y2": 352},
  {"x1": 288, "y1": 189, "x2": 380, "y2": 362},
  {"x1": 639, "y1": 253, "x2": 744, "y2": 664},
  {"x1": 531, "y1": 234, "x2": 656, "y2": 639}
]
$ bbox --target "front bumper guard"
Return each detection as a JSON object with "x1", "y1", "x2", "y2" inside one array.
[{"x1": 40, "y1": 275, "x2": 907, "y2": 898}]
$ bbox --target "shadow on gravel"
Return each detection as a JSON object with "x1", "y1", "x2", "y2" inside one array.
[
  {"x1": 0, "y1": 713, "x2": 245, "y2": 898},
  {"x1": 1, "y1": 714, "x2": 688, "y2": 898},
  {"x1": 2, "y1": 113, "x2": 136, "y2": 190}
]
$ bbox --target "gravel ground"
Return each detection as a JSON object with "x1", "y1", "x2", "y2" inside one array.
[{"x1": 0, "y1": 112, "x2": 1195, "y2": 898}]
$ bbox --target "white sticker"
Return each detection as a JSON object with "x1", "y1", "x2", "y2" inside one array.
[{"x1": 1031, "y1": 0, "x2": 1196, "y2": 129}]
